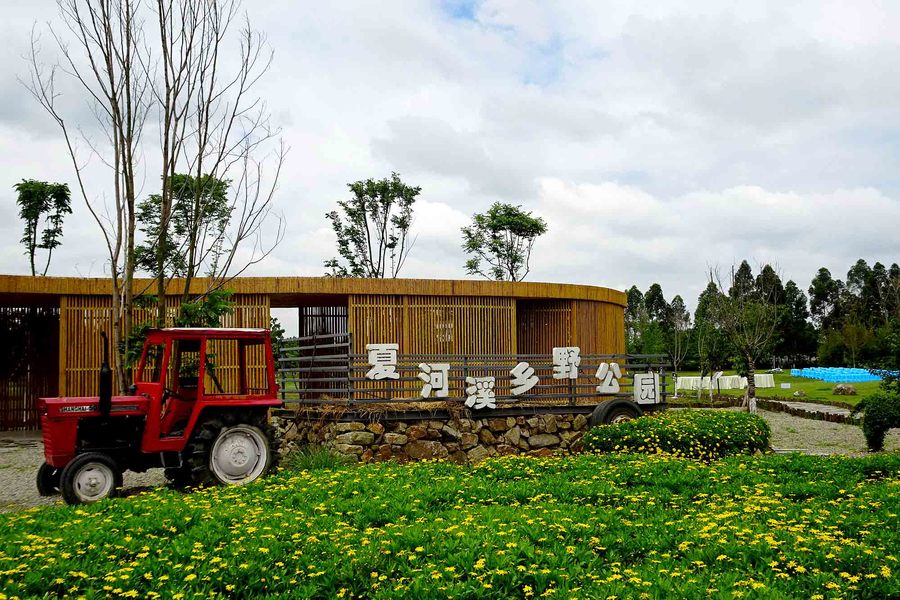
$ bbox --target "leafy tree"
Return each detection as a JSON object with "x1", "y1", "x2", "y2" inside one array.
[
  {"x1": 840, "y1": 322, "x2": 872, "y2": 368},
  {"x1": 461, "y1": 202, "x2": 547, "y2": 281},
  {"x1": 13, "y1": 179, "x2": 72, "y2": 276},
  {"x1": 730, "y1": 260, "x2": 756, "y2": 299},
  {"x1": 776, "y1": 280, "x2": 817, "y2": 365},
  {"x1": 325, "y1": 173, "x2": 420, "y2": 278},
  {"x1": 643, "y1": 283, "x2": 671, "y2": 323},
  {"x1": 135, "y1": 174, "x2": 232, "y2": 283},
  {"x1": 809, "y1": 268, "x2": 844, "y2": 331},
  {"x1": 625, "y1": 286, "x2": 644, "y2": 352}
]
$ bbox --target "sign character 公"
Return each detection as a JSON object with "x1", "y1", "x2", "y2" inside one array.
[{"x1": 595, "y1": 362, "x2": 622, "y2": 393}]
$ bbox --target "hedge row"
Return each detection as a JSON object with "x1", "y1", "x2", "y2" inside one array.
[{"x1": 581, "y1": 409, "x2": 771, "y2": 460}]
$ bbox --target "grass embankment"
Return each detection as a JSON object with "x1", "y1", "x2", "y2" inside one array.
[
  {"x1": 1, "y1": 453, "x2": 898, "y2": 599},
  {"x1": 674, "y1": 371, "x2": 880, "y2": 407}
]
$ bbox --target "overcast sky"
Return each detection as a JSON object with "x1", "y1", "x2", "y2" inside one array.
[{"x1": 2, "y1": 0, "x2": 900, "y2": 312}]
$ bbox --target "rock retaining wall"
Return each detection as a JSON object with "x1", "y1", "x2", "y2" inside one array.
[{"x1": 273, "y1": 413, "x2": 589, "y2": 464}]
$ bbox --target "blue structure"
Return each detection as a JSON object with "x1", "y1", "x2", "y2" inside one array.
[{"x1": 789, "y1": 367, "x2": 896, "y2": 383}]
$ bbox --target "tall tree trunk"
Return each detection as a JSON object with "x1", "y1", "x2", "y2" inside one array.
[{"x1": 745, "y1": 354, "x2": 757, "y2": 407}]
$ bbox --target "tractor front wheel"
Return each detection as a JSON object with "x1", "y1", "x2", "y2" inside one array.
[
  {"x1": 60, "y1": 452, "x2": 122, "y2": 505},
  {"x1": 36, "y1": 462, "x2": 61, "y2": 496},
  {"x1": 186, "y1": 413, "x2": 276, "y2": 487}
]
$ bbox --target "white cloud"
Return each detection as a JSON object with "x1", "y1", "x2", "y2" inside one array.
[{"x1": 1, "y1": 0, "x2": 899, "y2": 309}]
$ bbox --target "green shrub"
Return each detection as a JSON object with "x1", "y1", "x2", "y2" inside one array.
[
  {"x1": 581, "y1": 409, "x2": 771, "y2": 460},
  {"x1": 285, "y1": 446, "x2": 356, "y2": 471},
  {"x1": 853, "y1": 392, "x2": 900, "y2": 451}
]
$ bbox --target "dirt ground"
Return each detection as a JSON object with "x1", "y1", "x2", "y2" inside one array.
[{"x1": 1, "y1": 410, "x2": 897, "y2": 512}]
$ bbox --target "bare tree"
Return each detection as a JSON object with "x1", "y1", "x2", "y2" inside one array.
[
  {"x1": 23, "y1": 1, "x2": 152, "y2": 390},
  {"x1": 708, "y1": 264, "x2": 780, "y2": 405},
  {"x1": 151, "y1": 0, "x2": 285, "y2": 318},
  {"x1": 24, "y1": 0, "x2": 284, "y2": 388}
]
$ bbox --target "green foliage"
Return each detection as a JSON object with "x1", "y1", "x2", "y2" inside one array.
[
  {"x1": 325, "y1": 172, "x2": 420, "y2": 278},
  {"x1": 135, "y1": 173, "x2": 232, "y2": 279},
  {"x1": 2, "y1": 453, "x2": 898, "y2": 598},
  {"x1": 286, "y1": 446, "x2": 355, "y2": 470},
  {"x1": 581, "y1": 410, "x2": 771, "y2": 460},
  {"x1": 174, "y1": 290, "x2": 234, "y2": 328},
  {"x1": 853, "y1": 392, "x2": 900, "y2": 451},
  {"x1": 13, "y1": 179, "x2": 72, "y2": 276},
  {"x1": 269, "y1": 316, "x2": 286, "y2": 356},
  {"x1": 461, "y1": 202, "x2": 547, "y2": 281},
  {"x1": 121, "y1": 291, "x2": 235, "y2": 368}
]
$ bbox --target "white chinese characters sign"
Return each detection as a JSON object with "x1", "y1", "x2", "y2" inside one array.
[{"x1": 633, "y1": 373, "x2": 659, "y2": 404}]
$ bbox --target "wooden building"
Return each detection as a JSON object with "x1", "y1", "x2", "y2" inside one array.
[{"x1": 0, "y1": 275, "x2": 625, "y2": 429}]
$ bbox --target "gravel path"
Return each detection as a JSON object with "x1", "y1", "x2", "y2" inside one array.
[
  {"x1": 0, "y1": 433, "x2": 166, "y2": 513},
  {"x1": 1, "y1": 410, "x2": 897, "y2": 512}
]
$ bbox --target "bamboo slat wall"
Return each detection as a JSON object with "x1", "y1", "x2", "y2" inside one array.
[
  {"x1": 60, "y1": 294, "x2": 270, "y2": 396},
  {"x1": 517, "y1": 300, "x2": 573, "y2": 354},
  {"x1": 348, "y1": 295, "x2": 516, "y2": 355},
  {"x1": 0, "y1": 275, "x2": 625, "y2": 424},
  {"x1": 0, "y1": 306, "x2": 58, "y2": 429}
]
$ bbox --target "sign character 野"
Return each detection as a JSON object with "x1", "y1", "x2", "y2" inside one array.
[{"x1": 552, "y1": 347, "x2": 581, "y2": 380}]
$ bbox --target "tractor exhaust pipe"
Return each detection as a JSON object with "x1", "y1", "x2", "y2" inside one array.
[{"x1": 99, "y1": 332, "x2": 112, "y2": 417}]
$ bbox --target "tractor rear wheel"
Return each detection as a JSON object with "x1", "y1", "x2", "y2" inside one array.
[
  {"x1": 36, "y1": 462, "x2": 61, "y2": 496},
  {"x1": 60, "y1": 452, "x2": 122, "y2": 505},
  {"x1": 186, "y1": 412, "x2": 277, "y2": 487}
]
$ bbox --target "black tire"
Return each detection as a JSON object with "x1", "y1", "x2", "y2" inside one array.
[
  {"x1": 186, "y1": 411, "x2": 277, "y2": 487},
  {"x1": 589, "y1": 399, "x2": 643, "y2": 427},
  {"x1": 60, "y1": 452, "x2": 122, "y2": 505},
  {"x1": 36, "y1": 462, "x2": 61, "y2": 496}
]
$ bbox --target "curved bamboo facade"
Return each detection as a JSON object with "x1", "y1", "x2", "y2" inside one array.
[{"x1": 0, "y1": 275, "x2": 625, "y2": 429}]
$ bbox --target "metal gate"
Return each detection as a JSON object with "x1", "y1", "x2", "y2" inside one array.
[{"x1": 276, "y1": 332, "x2": 669, "y2": 414}]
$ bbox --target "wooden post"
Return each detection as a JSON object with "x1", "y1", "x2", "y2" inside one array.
[{"x1": 58, "y1": 296, "x2": 68, "y2": 397}]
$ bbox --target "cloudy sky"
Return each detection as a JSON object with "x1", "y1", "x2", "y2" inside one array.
[{"x1": 2, "y1": 0, "x2": 900, "y2": 312}]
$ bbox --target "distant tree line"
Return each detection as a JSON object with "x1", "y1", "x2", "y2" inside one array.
[{"x1": 627, "y1": 258, "x2": 900, "y2": 378}]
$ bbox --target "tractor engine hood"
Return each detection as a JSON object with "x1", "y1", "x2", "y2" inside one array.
[{"x1": 39, "y1": 395, "x2": 148, "y2": 419}]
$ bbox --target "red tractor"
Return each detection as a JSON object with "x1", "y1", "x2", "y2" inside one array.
[{"x1": 37, "y1": 328, "x2": 282, "y2": 504}]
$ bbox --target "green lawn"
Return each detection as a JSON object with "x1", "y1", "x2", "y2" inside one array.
[
  {"x1": 1, "y1": 453, "x2": 898, "y2": 598},
  {"x1": 673, "y1": 371, "x2": 882, "y2": 407}
]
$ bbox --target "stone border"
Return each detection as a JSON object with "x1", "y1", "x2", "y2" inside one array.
[
  {"x1": 670, "y1": 396, "x2": 859, "y2": 424},
  {"x1": 273, "y1": 413, "x2": 589, "y2": 464}
]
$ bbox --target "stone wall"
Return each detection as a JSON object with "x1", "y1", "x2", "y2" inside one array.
[{"x1": 274, "y1": 413, "x2": 590, "y2": 464}]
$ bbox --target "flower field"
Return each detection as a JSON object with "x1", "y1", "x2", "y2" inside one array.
[{"x1": 1, "y1": 452, "x2": 898, "y2": 599}]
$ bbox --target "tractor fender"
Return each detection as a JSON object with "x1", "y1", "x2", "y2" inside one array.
[{"x1": 588, "y1": 399, "x2": 643, "y2": 427}]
